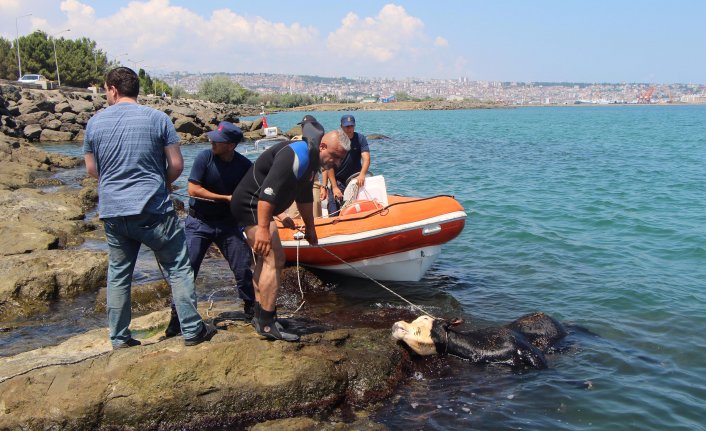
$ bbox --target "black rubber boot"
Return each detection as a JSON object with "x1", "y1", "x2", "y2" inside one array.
[
  {"x1": 256, "y1": 307, "x2": 299, "y2": 342},
  {"x1": 252, "y1": 302, "x2": 288, "y2": 332},
  {"x1": 243, "y1": 300, "x2": 255, "y2": 321},
  {"x1": 164, "y1": 304, "x2": 182, "y2": 338}
]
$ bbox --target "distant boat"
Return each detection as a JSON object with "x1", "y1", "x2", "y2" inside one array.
[
  {"x1": 278, "y1": 182, "x2": 467, "y2": 281},
  {"x1": 242, "y1": 136, "x2": 290, "y2": 154}
]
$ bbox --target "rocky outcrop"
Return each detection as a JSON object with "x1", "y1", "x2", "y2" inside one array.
[
  {"x1": 0, "y1": 135, "x2": 81, "y2": 190},
  {"x1": 0, "y1": 186, "x2": 88, "y2": 253},
  {"x1": 0, "y1": 81, "x2": 268, "y2": 143},
  {"x1": 0, "y1": 133, "x2": 107, "y2": 322},
  {"x1": 0, "y1": 249, "x2": 108, "y2": 321},
  {"x1": 94, "y1": 280, "x2": 172, "y2": 314},
  {"x1": 0, "y1": 303, "x2": 407, "y2": 430}
]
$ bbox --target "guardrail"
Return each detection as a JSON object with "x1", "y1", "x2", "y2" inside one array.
[{"x1": 0, "y1": 79, "x2": 103, "y2": 94}]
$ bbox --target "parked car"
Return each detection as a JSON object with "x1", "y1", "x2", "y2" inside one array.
[{"x1": 17, "y1": 74, "x2": 46, "y2": 84}]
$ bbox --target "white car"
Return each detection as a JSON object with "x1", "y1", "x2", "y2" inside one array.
[{"x1": 17, "y1": 74, "x2": 46, "y2": 84}]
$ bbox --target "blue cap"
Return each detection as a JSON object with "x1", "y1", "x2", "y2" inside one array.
[
  {"x1": 207, "y1": 121, "x2": 243, "y2": 144},
  {"x1": 341, "y1": 115, "x2": 356, "y2": 127}
]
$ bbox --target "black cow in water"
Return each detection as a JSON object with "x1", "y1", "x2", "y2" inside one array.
[{"x1": 391, "y1": 312, "x2": 567, "y2": 369}]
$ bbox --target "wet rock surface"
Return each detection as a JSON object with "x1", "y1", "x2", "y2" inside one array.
[
  {"x1": 0, "y1": 301, "x2": 408, "y2": 431},
  {"x1": 0, "y1": 249, "x2": 108, "y2": 322}
]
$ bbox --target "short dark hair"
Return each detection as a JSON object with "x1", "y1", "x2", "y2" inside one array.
[{"x1": 105, "y1": 67, "x2": 139, "y2": 98}]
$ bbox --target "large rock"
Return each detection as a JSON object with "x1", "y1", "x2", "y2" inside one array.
[
  {"x1": 40, "y1": 128, "x2": 74, "y2": 141},
  {"x1": 0, "y1": 249, "x2": 107, "y2": 321},
  {"x1": 68, "y1": 98, "x2": 95, "y2": 113},
  {"x1": 44, "y1": 118, "x2": 62, "y2": 130},
  {"x1": 59, "y1": 111, "x2": 77, "y2": 122},
  {"x1": 168, "y1": 106, "x2": 197, "y2": 118},
  {"x1": 95, "y1": 280, "x2": 172, "y2": 314},
  {"x1": 54, "y1": 101, "x2": 72, "y2": 113},
  {"x1": 17, "y1": 110, "x2": 50, "y2": 124},
  {"x1": 75, "y1": 111, "x2": 92, "y2": 125},
  {"x1": 60, "y1": 122, "x2": 83, "y2": 135},
  {"x1": 173, "y1": 115, "x2": 204, "y2": 135},
  {"x1": 22, "y1": 124, "x2": 42, "y2": 140},
  {"x1": 0, "y1": 187, "x2": 86, "y2": 252},
  {"x1": 0, "y1": 222, "x2": 58, "y2": 255},
  {"x1": 250, "y1": 117, "x2": 264, "y2": 131},
  {"x1": 0, "y1": 306, "x2": 407, "y2": 430}
]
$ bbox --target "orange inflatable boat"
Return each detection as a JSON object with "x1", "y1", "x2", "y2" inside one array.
[{"x1": 278, "y1": 194, "x2": 467, "y2": 281}]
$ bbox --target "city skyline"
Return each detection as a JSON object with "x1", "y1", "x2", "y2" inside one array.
[{"x1": 1, "y1": 0, "x2": 705, "y2": 84}]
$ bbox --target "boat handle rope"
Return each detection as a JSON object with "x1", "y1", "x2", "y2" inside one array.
[{"x1": 291, "y1": 230, "x2": 438, "y2": 320}]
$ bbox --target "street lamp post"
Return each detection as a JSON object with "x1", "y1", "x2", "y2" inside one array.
[
  {"x1": 115, "y1": 52, "x2": 128, "y2": 65},
  {"x1": 15, "y1": 13, "x2": 32, "y2": 79},
  {"x1": 128, "y1": 59, "x2": 143, "y2": 71},
  {"x1": 52, "y1": 28, "x2": 71, "y2": 87}
]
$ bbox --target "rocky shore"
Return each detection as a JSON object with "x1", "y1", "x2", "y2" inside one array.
[
  {"x1": 0, "y1": 80, "x2": 277, "y2": 144},
  {"x1": 0, "y1": 85, "x2": 420, "y2": 430}
]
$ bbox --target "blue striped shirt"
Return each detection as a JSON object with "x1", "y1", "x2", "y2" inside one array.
[{"x1": 83, "y1": 103, "x2": 179, "y2": 218}]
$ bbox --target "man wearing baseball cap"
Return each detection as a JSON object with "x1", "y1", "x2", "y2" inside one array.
[
  {"x1": 164, "y1": 121, "x2": 256, "y2": 338},
  {"x1": 321, "y1": 114, "x2": 371, "y2": 215}
]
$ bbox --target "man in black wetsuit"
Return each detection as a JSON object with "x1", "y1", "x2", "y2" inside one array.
[{"x1": 231, "y1": 117, "x2": 350, "y2": 341}]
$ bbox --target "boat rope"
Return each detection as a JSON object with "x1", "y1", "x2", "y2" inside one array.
[
  {"x1": 312, "y1": 244, "x2": 438, "y2": 319},
  {"x1": 288, "y1": 226, "x2": 437, "y2": 319},
  {"x1": 171, "y1": 192, "x2": 216, "y2": 203}
]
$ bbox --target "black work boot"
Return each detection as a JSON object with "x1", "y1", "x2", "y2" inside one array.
[
  {"x1": 164, "y1": 304, "x2": 181, "y2": 338},
  {"x1": 256, "y1": 307, "x2": 299, "y2": 342},
  {"x1": 184, "y1": 321, "x2": 217, "y2": 346}
]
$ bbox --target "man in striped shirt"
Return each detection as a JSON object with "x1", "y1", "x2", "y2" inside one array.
[{"x1": 84, "y1": 67, "x2": 216, "y2": 349}]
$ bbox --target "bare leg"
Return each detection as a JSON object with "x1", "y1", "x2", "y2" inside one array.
[
  {"x1": 243, "y1": 222, "x2": 297, "y2": 341},
  {"x1": 244, "y1": 222, "x2": 285, "y2": 311}
]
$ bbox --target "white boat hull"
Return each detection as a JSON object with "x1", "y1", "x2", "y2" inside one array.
[{"x1": 306, "y1": 245, "x2": 442, "y2": 282}]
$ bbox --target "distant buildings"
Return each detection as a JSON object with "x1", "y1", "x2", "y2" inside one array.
[{"x1": 159, "y1": 72, "x2": 706, "y2": 105}]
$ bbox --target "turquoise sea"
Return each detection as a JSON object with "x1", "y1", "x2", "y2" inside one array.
[{"x1": 15, "y1": 105, "x2": 706, "y2": 430}]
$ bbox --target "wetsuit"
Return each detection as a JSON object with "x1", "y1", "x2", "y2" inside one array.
[{"x1": 231, "y1": 139, "x2": 320, "y2": 226}]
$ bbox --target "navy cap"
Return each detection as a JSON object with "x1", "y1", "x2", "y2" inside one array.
[
  {"x1": 207, "y1": 121, "x2": 243, "y2": 144},
  {"x1": 297, "y1": 114, "x2": 318, "y2": 126},
  {"x1": 341, "y1": 115, "x2": 355, "y2": 127}
]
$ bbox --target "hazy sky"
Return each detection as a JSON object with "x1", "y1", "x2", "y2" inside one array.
[{"x1": 1, "y1": 0, "x2": 704, "y2": 83}]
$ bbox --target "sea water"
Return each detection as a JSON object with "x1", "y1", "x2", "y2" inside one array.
[{"x1": 20, "y1": 105, "x2": 706, "y2": 430}]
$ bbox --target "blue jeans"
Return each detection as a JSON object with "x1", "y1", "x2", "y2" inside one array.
[
  {"x1": 184, "y1": 215, "x2": 254, "y2": 302},
  {"x1": 103, "y1": 211, "x2": 204, "y2": 346}
]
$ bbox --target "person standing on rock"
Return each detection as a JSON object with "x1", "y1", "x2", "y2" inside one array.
[
  {"x1": 83, "y1": 67, "x2": 216, "y2": 349},
  {"x1": 320, "y1": 115, "x2": 371, "y2": 215},
  {"x1": 230, "y1": 116, "x2": 350, "y2": 341},
  {"x1": 164, "y1": 121, "x2": 255, "y2": 337}
]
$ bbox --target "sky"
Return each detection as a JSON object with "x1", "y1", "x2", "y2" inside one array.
[{"x1": 1, "y1": 0, "x2": 704, "y2": 83}]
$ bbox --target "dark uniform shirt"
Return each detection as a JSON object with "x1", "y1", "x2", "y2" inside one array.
[
  {"x1": 188, "y1": 149, "x2": 252, "y2": 221},
  {"x1": 333, "y1": 131, "x2": 369, "y2": 185}
]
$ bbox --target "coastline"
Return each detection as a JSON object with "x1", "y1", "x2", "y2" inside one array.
[{"x1": 287, "y1": 100, "x2": 507, "y2": 112}]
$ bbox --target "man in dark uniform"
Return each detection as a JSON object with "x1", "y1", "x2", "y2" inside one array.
[
  {"x1": 165, "y1": 121, "x2": 255, "y2": 337},
  {"x1": 322, "y1": 114, "x2": 371, "y2": 214},
  {"x1": 231, "y1": 117, "x2": 350, "y2": 341}
]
